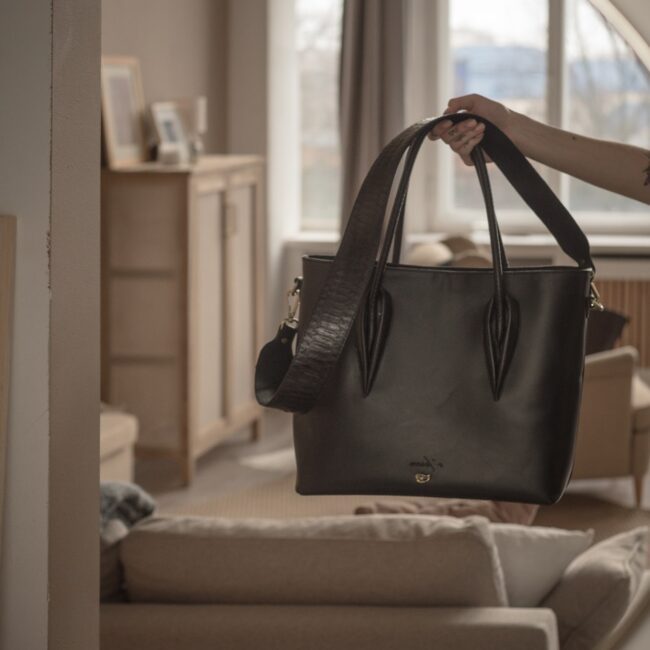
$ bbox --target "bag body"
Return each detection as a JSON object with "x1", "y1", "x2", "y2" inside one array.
[
  {"x1": 294, "y1": 257, "x2": 591, "y2": 503},
  {"x1": 255, "y1": 114, "x2": 597, "y2": 504}
]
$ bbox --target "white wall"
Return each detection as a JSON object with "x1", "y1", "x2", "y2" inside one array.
[
  {"x1": 49, "y1": 0, "x2": 101, "y2": 647},
  {"x1": 0, "y1": 1, "x2": 100, "y2": 648},
  {"x1": 228, "y1": 0, "x2": 300, "y2": 330},
  {"x1": 102, "y1": 0, "x2": 228, "y2": 152},
  {"x1": 227, "y1": 0, "x2": 269, "y2": 155},
  {"x1": 0, "y1": 1, "x2": 54, "y2": 645},
  {"x1": 226, "y1": 0, "x2": 298, "y2": 437}
]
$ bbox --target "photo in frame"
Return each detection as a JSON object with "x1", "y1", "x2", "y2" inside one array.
[
  {"x1": 101, "y1": 56, "x2": 147, "y2": 168},
  {"x1": 150, "y1": 101, "x2": 191, "y2": 164}
]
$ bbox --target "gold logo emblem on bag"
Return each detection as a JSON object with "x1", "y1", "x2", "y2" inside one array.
[{"x1": 410, "y1": 455, "x2": 444, "y2": 484}]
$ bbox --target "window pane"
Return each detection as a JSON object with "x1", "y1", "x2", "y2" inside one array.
[
  {"x1": 296, "y1": 0, "x2": 343, "y2": 229},
  {"x1": 450, "y1": 0, "x2": 548, "y2": 210},
  {"x1": 566, "y1": 0, "x2": 650, "y2": 213}
]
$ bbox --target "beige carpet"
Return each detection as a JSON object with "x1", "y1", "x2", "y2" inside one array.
[{"x1": 163, "y1": 473, "x2": 432, "y2": 519}]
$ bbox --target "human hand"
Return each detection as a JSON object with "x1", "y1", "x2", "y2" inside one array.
[{"x1": 429, "y1": 94, "x2": 513, "y2": 165}]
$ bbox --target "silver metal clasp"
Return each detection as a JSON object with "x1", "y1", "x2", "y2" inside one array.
[
  {"x1": 589, "y1": 280, "x2": 604, "y2": 311},
  {"x1": 283, "y1": 276, "x2": 303, "y2": 328}
]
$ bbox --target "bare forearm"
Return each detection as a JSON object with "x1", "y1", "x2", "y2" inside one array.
[{"x1": 506, "y1": 112, "x2": 650, "y2": 205}]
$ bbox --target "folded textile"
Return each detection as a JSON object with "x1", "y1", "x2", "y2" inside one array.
[
  {"x1": 355, "y1": 498, "x2": 539, "y2": 525},
  {"x1": 101, "y1": 481, "x2": 156, "y2": 544}
]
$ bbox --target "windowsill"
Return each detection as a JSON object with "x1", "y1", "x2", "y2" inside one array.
[
  {"x1": 285, "y1": 230, "x2": 340, "y2": 244},
  {"x1": 287, "y1": 230, "x2": 650, "y2": 257},
  {"x1": 473, "y1": 231, "x2": 650, "y2": 257}
]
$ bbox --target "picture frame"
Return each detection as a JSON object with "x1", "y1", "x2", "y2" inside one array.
[
  {"x1": 150, "y1": 101, "x2": 191, "y2": 164},
  {"x1": 101, "y1": 56, "x2": 147, "y2": 168}
]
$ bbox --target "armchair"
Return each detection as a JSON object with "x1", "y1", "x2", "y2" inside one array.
[{"x1": 572, "y1": 346, "x2": 650, "y2": 506}]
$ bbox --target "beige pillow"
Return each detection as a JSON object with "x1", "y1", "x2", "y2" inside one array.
[
  {"x1": 121, "y1": 514, "x2": 507, "y2": 607},
  {"x1": 492, "y1": 523, "x2": 594, "y2": 607},
  {"x1": 542, "y1": 527, "x2": 648, "y2": 650}
]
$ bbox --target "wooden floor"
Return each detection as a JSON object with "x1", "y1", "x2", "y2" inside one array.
[{"x1": 135, "y1": 410, "x2": 294, "y2": 512}]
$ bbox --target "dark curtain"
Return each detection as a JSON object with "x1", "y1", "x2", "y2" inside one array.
[{"x1": 339, "y1": 0, "x2": 406, "y2": 230}]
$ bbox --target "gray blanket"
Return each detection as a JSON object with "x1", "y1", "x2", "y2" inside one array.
[
  {"x1": 100, "y1": 481, "x2": 156, "y2": 545},
  {"x1": 100, "y1": 481, "x2": 156, "y2": 601}
]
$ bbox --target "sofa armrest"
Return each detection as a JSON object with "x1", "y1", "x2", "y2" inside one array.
[
  {"x1": 584, "y1": 346, "x2": 638, "y2": 381},
  {"x1": 596, "y1": 570, "x2": 650, "y2": 650},
  {"x1": 100, "y1": 603, "x2": 559, "y2": 650}
]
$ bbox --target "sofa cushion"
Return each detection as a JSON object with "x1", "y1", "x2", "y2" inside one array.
[
  {"x1": 121, "y1": 514, "x2": 508, "y2": 607},
  {"x1": 597, "y1": 570, "x2": 650, "y2": 650},
  {"x1": 492, "y1": 524, "x2": 593, "y2": 607},
  {"x1": 542, "y1": 527, "x2": 648, "y2": 650},
  {"x1": 100, "y1": 603, "x2": 559, "y2": 650}
]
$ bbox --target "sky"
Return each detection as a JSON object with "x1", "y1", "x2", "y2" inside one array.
[
  {"x1": 296, "y1": 0, "x2": 634, "y2": 62},
  {"x1": 451, "y1": 0, "x2": 633, "y2": 61}
]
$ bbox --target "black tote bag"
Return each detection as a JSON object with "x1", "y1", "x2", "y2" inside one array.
[{"x1": 255, "y1": 114, "x2": 599, "y2": 504}]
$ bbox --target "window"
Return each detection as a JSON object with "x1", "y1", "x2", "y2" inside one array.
[
  {"x1": 450, "y1": 0, "x2": 549, "y2": 211},
  {"x1": 296, "y1": 0, "x2": 343, "y2": 230},
  {"x1": 566, "y1": 0, "x2": 650, "y2": 212},
  {"x1": 445, "y1": 0, "x2": 650, "y2": 230},
  {"x1": 294, "y1": 0, "x2": 650, "y2": 233}
]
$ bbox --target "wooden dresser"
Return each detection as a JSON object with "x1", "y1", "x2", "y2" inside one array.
[{"x1": 101, "y1": 155, "x2": 265, "y2": 483}]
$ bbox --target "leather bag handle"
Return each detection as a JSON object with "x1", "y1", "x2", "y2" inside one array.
[
  {"x1": 389, "y1": 129, "x2": 508, "y2": 270},
  {"x1": 366, "y1": 125, "x2": 508, "y2": 322},
  {"x1": 255, "y1": 114, "x2": 593, "y2": 413},
  {"x1": 360, "y1": 132, "x2": 509, "y2": 398}
]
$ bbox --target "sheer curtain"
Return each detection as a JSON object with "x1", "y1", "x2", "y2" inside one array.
[{"x1": 339, "y1": 0, "x2": 407, "y2": 230}]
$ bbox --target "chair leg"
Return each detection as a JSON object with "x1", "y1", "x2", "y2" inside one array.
[{"x1": 633, "y1": 475, "x2": 645, "y2": 508}]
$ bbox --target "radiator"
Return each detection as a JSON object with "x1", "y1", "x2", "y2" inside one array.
[{"x1": 597, "y1": 279, "x2": 650, "y2": 367}]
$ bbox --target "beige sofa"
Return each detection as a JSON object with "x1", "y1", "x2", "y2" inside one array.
[
  {"x1": 100, "y1": 514, "x2": 650, "y2": 650},
  {"x1": 102, "y1": 605, "x2": 561, "y2": 650}
]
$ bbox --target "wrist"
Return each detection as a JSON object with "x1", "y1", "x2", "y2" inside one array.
[
  {"x1": 504, "y1": 111, "x2": 546, "y2": 160},
  {"x1": 503, "y1": 110, "x2": 527, "y2": 150}
]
